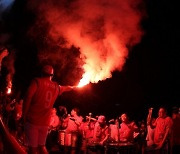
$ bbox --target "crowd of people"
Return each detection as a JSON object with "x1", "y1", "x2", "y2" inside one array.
[
  {"x1": 0, "y1": 58, "x2": 179, "y2": 154},
  {"x1": 0, "y1": 96, "x2": 179, "y2": 154}
]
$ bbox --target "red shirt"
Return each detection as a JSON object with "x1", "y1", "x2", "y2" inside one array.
[
  {"x1": 25, "y1": 77, "x2": 60, "y2": 126},
  {"x1": 93, "y1": 122, "x2": 108, "y2": 142},
  {"x1": 65, "y1": 116, "x2": 83, "y2": 133},
  {"x1": 154, "y1": 116, "x2": 173, "y2": 145},
  {"x1": 119, "y1": 121, "x2": 137, "y2": 142}
]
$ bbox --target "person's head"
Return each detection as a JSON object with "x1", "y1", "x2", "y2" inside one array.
[
  {"x1": 158, "y1": 107, "x2": 167, "y2": 118},
  {"x1": 51, "y1": 108, "x2": 57, "y2": 116},
  {"x1": 97, "y1": 115, "x2": 106, "y2": 126},
  {"x1": 120, "y1": 113, "x2": 129, "y2": 123},
  {"x1": 58, "y1": 106, "x2": 68, "y2": 117},
  {"x1": 71, "y1": 108, "x2": 80, "y2": 116},
  {"x1": 42, "y1": 65, "x2": 54, "y2": 78},
  {"x1": 172, "y1": 107, "x2": 179, "y2": 119}
]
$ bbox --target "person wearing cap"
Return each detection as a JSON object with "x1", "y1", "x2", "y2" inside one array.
[{"x1": 22, "y1": 64, "x2": 76, "y2": 154}]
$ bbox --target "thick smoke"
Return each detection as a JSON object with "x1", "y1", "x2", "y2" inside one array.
[{"x1": 28, "y1": 0, "x2": 144, "y2": 83}]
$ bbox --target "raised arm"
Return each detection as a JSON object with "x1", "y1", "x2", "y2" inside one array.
[{"x1": 59, "y1": 85, "x2": 77, "y2": 95}]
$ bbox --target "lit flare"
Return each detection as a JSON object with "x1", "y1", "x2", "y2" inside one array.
[{"x1": 77, "y1": 73, "x2": 91, "y2": 87}]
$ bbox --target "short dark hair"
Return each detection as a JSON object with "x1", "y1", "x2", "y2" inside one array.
[{"x1": 72, "y1": 108, "x2": 80, "y2": 115}]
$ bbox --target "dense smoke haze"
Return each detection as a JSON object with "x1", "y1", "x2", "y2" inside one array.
[
  {"x1": 27, "y1": 0, "x2": 144, "y2": 85},
  {"x1": 0, "y1": 0, "x2": 179, "y2": 119}
]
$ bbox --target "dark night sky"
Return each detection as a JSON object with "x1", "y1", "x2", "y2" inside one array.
[{"x1": 0, "y1": 0, "x2": 180, "y2": 121}]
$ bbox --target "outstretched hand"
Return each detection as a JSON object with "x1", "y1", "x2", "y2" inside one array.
[{"x1": 71, "y1": 86, "x2": 79, "y2": 90}]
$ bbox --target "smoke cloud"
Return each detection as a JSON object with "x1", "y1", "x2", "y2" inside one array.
[{"x1": 28, "y1": 0, "x2": 145, "y2": 84}]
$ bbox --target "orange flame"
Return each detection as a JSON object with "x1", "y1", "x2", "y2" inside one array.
[
  {"x1": 6, "y1": 88, "x2": 12, "y2": 94},
  {"x1": 6, "y1": 79, "x2": 12, "y2": 95},
  {"x1": 78, "y1": 72, "x2": 91, "y2": 87},
  {"x1": 77, "y1": 61, "x2": 113, "y2": 87}
]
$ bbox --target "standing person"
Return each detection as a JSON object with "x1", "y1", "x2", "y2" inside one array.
[
  {"x1": 65, "y1": 108, "x2": 83, "y2": 145},
  {"x1": 93, "y1": 115, "x2": 109, "y2": 145},
  {"x1": 153, "y1": 107, "x2": 173, "y2": 150},
  {"x1": 49, "y1": 108, "x2": 60, "y2": 130},
  {"x1": 46, "y1": 108, "x2": 60, "y2": 151},
  {"x1": 22, "y1": 65, "x2": 76, "y2": 154},
  {"x1": 58, "y1": 106, "x2": 69, "y2": 130},
  {"x1": 145, "y1": 107, "x2": 173, "y2": 154},
  {"x1": 65, "y1": 108, "x2": 83, "y2": 134},
  {"x1": 119, "y1": 113, "x2": 139, "y2": 142}
]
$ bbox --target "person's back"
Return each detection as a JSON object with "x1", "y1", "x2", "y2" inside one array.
[
  {"x1": 26, "y1": 77, "x2": 60, "y2": 126},
  {"x1": 23, "y1": 65, "x2": 75, "y2": 154}
]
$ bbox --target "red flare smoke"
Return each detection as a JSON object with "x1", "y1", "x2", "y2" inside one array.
[{"x1": 28, "y1": 0, "x2": 145, "y2": 85}]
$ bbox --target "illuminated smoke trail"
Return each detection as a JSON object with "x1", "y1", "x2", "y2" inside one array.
[
  {"x1": 29, "y1": 0, "x2": 144, "y2": 86},
  {"x1": 0, "y1": 47, "x2": 9, "y2": 73},
  {"x1": 3, "y1": 51, "x2": 15, "y2": 94}
]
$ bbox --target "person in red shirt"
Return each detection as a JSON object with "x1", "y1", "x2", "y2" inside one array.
[
  {"x1": 93, "y1": 115, "x2": 109, "y2": 145},
  {"x1": 79, "y1": 113, "x2": 96, "y2": 152},
  {"x1": 119, "y1": 113, "x2": 138, "y2": 142},
  {"x1": 23, "y1": 65, "x2": 76, "y2": 154},
  {"x1": 146, "y1": 107, "x2": 173, "y2": 153},
  {"x1": 65, "y1": 108, "x2": 83, "y2": 134},
  {"x1": 49, "y1": 108, "x2": 60, "y2": 130}
]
